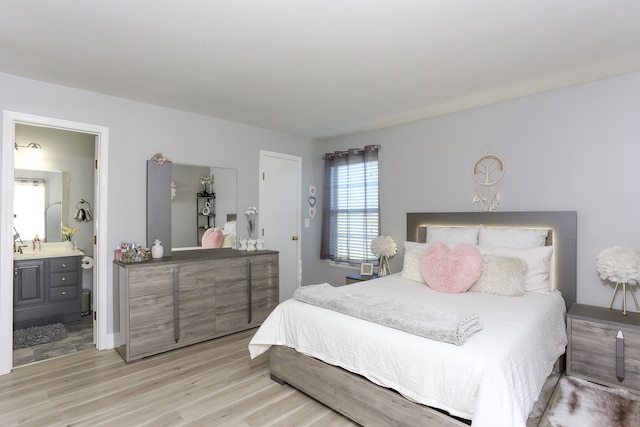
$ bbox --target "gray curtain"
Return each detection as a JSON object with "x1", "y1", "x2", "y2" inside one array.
[{"x1": 320, "y1": 145, "x2": 380, "y2": 263}]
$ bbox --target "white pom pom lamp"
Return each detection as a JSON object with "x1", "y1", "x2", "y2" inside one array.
[{"x1": 596, "y1": 246, "x2": 640, "y2": 315}]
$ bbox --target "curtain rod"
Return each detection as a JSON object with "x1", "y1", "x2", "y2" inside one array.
[{"x1": 322, "y1": 144, "x2": 381, "y2": 159}]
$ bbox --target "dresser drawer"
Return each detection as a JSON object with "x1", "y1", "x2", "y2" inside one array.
[
  {"x1": 568, "y1": 312, "x2": 640, "y2": 392},
  {"x1": 49, "y1": 272, "x2": 78, "y2": 287},
  {"x1": 49, "y1": 285, "x2": 78, "y2": 301}
]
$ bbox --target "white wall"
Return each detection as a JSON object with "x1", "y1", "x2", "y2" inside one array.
[
  {"x1": 307, "y1": 71, "x2": 640, "y2": 309},
  {"x1": 0, "y1": 71, "x2": 316, "y2": 347}
]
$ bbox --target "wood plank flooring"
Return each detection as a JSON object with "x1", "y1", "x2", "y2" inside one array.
[
  {"x1": 0, "y1": 329, "x2": 356, "y2": 427},
  {"x1": 1, "y1": 327, "x2": 568, "y2": 427}
]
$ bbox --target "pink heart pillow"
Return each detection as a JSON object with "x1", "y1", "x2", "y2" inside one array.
[
  {"x1": 421, "y1": 243, "x2": 483, "y2": 293},
  {"x1": 202, "y1": 227, "x2": 224, "y2": 248}
]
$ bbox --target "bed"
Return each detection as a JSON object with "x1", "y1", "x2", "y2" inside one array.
[{"x1": 249, "y1": 211, "x2": 577, "y2": 427}]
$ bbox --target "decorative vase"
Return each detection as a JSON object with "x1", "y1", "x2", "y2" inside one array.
[
  {"x1": 256, "y1": 239, "x2": 265, "y2": 250},
  {"x1": 63, "y1": 240, "x2": 74, "y2": 250},
  {"x1": 151, "y1": 239, "x2": 164, "y2": 259},
  {"x1": 247, "y1": 239, "x2": 257, "y2": 252}
]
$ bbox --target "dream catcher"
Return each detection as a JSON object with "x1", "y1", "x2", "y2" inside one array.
[{"x1": 472, "y1": 154, "x2": 505, "y2": 212}]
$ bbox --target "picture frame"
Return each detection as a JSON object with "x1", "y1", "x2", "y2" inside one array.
[{"x1": 360, "y1": 262, "x2": 374, "y2": 276}]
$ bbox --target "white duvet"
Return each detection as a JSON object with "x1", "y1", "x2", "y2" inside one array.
[{"x1": 249, "y1": 274, "x2": 567, "y2": 427}]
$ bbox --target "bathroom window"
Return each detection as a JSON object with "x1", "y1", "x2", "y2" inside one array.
[{"x1": 13, "y1": 178, "x2": 46, "y2": 242}]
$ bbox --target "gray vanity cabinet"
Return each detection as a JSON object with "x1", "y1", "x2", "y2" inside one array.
[
  {"x1": 13, "y1": 256, "x2": 82, "y2": 329},
  {"x1": 14, "y1": 259, "x2": 46, "y2": 308},
  {"x1": 115, "y1": 249, "x2": 278, "y2": 363}
]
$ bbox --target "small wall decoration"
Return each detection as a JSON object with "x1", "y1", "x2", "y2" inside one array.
[
  {"x1": 308, "y1": 185, "x2": 317, "y2": 218},
  {"x1": 472, "y1": 154, "x2": 505, "y2": 212}
]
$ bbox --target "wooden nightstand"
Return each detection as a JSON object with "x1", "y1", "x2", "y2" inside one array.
[
  {"x1": 345, "y1": 273, "x2": 378, "y2": 285},
  {"x1": 567, "y1": 303, "x2": 640, "y2": 393}
]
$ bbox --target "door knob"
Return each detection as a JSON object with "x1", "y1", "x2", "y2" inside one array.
[{"x1": 292, "y1": 235, "x2": 299, "y2": 241}]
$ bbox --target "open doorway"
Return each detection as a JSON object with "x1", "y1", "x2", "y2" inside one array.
[
  {"x1": 12, "y1": 124, "x2": 95, "y2": 367},
  {"x1": 1, "y1": 111, "x2": 109, "y2": 375}
]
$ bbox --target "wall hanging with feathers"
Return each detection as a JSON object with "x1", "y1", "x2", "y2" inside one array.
[{"x1": 472, "y1": 154, "x2": 504, "y2": 212}]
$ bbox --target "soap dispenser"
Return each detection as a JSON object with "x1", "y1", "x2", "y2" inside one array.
[{"x1": 33, "y1": 234, "x2": 41, "y2": 252}]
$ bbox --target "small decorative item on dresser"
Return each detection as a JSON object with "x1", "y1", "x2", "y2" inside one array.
[
  {"x1": 370, "y1": 235, "x2": 397, "y2": 277},
  {"x1": 238, "y1": 237, "x2": 248, "y2": 251},
  {"x1": 245, "y1": 206, "x2": 258, "y2": 239},
  {"x1": 596, "y1": 246, "x2": 640, "y2": 315},
  {"x1": 151, "y1": 239, "x2": 164, "y2": 259}
]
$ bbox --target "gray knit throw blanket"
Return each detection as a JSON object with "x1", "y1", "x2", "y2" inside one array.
[{"x1": 294, "y1": 283, "x2": 482, "y2": 345}]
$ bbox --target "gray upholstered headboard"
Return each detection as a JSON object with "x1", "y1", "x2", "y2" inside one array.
[{"x1": 406, "y1": 211, "x2": 577, "y2": 309}]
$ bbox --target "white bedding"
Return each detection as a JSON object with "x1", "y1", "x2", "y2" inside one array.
[{"x1": 249, "y1": 273, "x2": 567, "y2": 427}]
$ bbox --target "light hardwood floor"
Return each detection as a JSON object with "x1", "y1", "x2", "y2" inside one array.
[
  {"x1": 1, "y1": 326, "x2": 568, "y2": 427},
  {"x1": 0, "y1": 329, "x2": 356, "y2": 427}
]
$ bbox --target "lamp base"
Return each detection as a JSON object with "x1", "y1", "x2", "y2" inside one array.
[{"x1": 608, "y1": 282, "x2": 640, "y2": 315}]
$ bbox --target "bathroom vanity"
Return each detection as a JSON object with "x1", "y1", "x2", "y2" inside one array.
[
  {"x1": 13, "y1": 252, "x2": 83, "y2": 329},
  {"x1": 113, "y1": 248, "x2": 279, "y2": 362}
]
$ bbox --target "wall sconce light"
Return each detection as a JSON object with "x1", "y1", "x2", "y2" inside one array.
[
  {"x1": 15, "y1": 142, "x2": 42, "y2": 161},
  {"x1": 15, "y1": 142, "x2": 42, "y2": 151}
]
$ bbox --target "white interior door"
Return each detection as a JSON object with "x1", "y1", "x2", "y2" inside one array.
[{"x1": 259, "y1": 151, "x2": 301, "y2": 302}]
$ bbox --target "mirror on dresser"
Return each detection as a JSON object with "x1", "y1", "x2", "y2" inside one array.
[
  {"x1": 13, "y1": 169, "x2": 70, "y2": 243},
  {"x1": 146, "y1": 161, "x2": 237, "y2": 255}
]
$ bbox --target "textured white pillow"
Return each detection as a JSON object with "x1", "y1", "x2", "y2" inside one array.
[
  {"x1": 401, "y1": 241, "x2": 431, "y2": 282},
  {"x1": 402, "y1": 248, "x2": 426, "y2": 282},
  {"x1": 479, "y1": 245, "x2": 553, "y2": 293},
  {"x1": 426, "y1": 225, "x2": 480, "y2": 245},
  {"x1": 469, "y1": 255, "x2": 527, "y2": 296},
  {"x1": 478, "y1": 225, "x2": 549, "y2": 248},
  {"x1": 404, "y1": 241, "x2": 430, "y2": 251}
]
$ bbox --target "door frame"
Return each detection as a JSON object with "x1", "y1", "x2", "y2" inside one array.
[
  {"x1": 258, "y1": 150, "x2": 302, "y2": 295},
  {"x1": 1, "y1": 111, "x2": 109, "y2": 375}
]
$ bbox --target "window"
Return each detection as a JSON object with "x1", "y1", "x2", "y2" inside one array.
[
  {"x1": 321, "y1": 145, "x2": 380, "y2": 264},
  {"x1": 14, "y1": 178, "x2": 46, "y2": 242}
]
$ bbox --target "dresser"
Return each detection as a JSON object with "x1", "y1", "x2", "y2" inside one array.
[
  {"x1": 567, "y1": 303, "x2": 640, "y2": 393},
  {"x1": 13, "y1": 255, "x2": 82, "y2": 329},
  {"x1": 114, "y1": 248, "x2": 279, "y2": 362}
]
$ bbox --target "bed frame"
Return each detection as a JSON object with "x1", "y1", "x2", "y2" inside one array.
[{"x1": 270, "y1": 211, "x2": 577, "y2": 427}]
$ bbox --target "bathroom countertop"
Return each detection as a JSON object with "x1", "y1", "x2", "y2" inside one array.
[{"x1": 13, "y1": 243, "x2": 84, "y2": 261}]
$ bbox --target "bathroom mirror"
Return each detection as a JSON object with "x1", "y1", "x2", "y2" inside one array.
[
  {"x1": 13, "y1": 169, "x2": 70, "y2": 243},
  {"x1": 171, "y1": 164, "x2": 237, "y2": 249}
]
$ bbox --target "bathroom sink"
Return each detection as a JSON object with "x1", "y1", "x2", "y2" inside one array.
[{"x1": 14, "y1": 248, "x2": 84, "y2": 260}]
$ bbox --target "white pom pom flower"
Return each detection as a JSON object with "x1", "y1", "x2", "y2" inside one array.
[
  {"x1": 371, "y1": 235, "x2": 397, "y2": 258},
  {"x1": 596, "y1": 246, "x2": 640, "y2": 284}
]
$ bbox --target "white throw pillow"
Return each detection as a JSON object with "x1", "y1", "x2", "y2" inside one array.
[
  {"x1": 402, "y1": 248, "x2": 426, "y2": 282},
  {"x1": 478, "y1": 225, "x2": 549, "y2": 248},
  {"x1": 426, "y1": 225, "x2": 480, "y2": 245},
  {"x1": 478, "y1": 245, "x2": 553, "y2": 293},
  {"x1": 469, "y1": 255, "x2": 527, "y2": 296},
  {"x1": 401, "y1": 241, "x2": 431, "y2": 282}
]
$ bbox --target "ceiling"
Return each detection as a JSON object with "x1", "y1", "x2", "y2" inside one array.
[{"x1": 1, "y1": 1, "x2": 639, "y2": 140}]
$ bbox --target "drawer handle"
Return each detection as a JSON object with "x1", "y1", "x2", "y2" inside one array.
[
  {"x1": 61, "y1": 277, "x2": 66, "y2": 281},
  {"x1": 617, "y1": 330, "x2": 625, "y2": 382},
  {"x1": 61, "y1": 264, "x2": 66, "y2": 268},
  {"x1": 61, "y1": 291, "x2": 67, "y2": 295}
]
